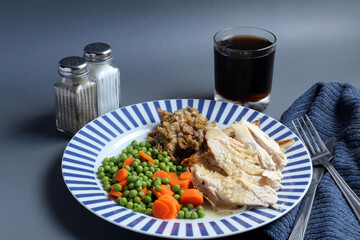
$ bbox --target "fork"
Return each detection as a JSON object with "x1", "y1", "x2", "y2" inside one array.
[{"x1": 292, "y1": 115, "x2": 360, "y2": 223}]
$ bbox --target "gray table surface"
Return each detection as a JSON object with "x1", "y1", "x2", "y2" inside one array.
[{"x1": 1, "y1": 0, "x2": 359, "y2": 239}]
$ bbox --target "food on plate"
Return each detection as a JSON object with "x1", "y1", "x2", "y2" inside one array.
[
  {"x1": 97, "y1": 106, "x2": 294, "y2": 219},
  {"x1": 148, "y1": 107, "x2": 216, "y2": 164},
  {"x1": 97, "y1": 139, "x2": 205, "y2": 220},
  {"x1": 184, "y1": 119, "x2": 289, "y2": 211}
]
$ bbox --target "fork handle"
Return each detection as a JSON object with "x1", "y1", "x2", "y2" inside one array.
[
  {"x1": 288, "y1": 168, "x2": 324, "y2": 240},
  {"x1": 323, "y1": 161, "x2": 360, "y2": 222}
]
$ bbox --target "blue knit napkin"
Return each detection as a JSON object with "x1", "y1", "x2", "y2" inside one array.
[{"x1": 261, "y1": 82, "x2": 360, "y2": 239}]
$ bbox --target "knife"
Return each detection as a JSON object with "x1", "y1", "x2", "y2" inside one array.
[{"x1": 288, "y1": 137, "x2": 336, "y2": 240}]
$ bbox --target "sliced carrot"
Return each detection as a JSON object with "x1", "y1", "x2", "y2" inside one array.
[
  {"x1": 157, "y1": 195, "x2": 178, "y2": 219},
  {"x1": 122, "y1": 157, "x2": 135, "y2": 168},
  {"x1": 179, "y1": 189, "x2": 203, "y2": 207},
  {"x1": 167, "y1": 172, "x2": 179, "y2": 186},
  {"x1": 152, "y1": 170, "x2": 170, "y2": 180},
  {"x1": 140, "y1": 187, "x2": 148, "y2": 201},
  {"x1": 139, "y1": 151, "x2": 156, "y2": 164},
  {"x1": 118, "y1": 179, "x2": 129, "y2": 189},
  {"x1": 177, "y1": 179, "x2": 191, "y2": 190},
  {"x1": 158, "y1": 194, "x2": 180, "y2": 212},
  {"x1": 152, "y1": 200, "x2": 170, "y2": 219},
  {"x1": 152, "y1": 184, "x2": 174, "y2": 198},
  {"x1": 115, "y1": 168, "x2": 128, "y2": 182},
  {"x1": 179, "y1": 172, "x2": 192, "y2": 180},
  {"x1": 109, "y1": 189, "x2": 123, "y2": 198}
]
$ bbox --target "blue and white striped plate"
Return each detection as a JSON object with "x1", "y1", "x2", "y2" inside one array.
[{"x1": 62, "y1": 99, "x2": 312, "y2": 239}]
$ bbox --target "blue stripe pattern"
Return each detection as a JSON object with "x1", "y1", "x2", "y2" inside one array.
[
  {"x1": 247, "y1": 111, "x2": 259, "y2": 123},
  {"x1": 62, "y1": 165, "x2": 93, "y2": 174},
  {"x1": 176, "y1": 99, "x2": 183, "y2": 109},
  {"x1": 94, "y1": 119, "x2": 116, "y2": 138},
  {"x1": 141, "y1": 219, "x2": 156, "y2": 231},
  {"x1": 210, "y1": 221, "x2": 224, "y2": 235},
  {"x1": 132, "y1": 105, "x2": 147, "y2": 125},
  {"x1": 121, "y1": 108, "x2": 138, "y2": 128},
  {"x1": 142, "y1": 103, "x2": 156, "y2": 123},
  {"x1": 186, "y1": 223, "x2": 193, "y2": 236},
  {"x1": 206, "y1": 101, "x2": 216, "y2": 120},
  {"x1": 114, "y1": 212, "x2": 136, "y2": 223},
  {"x1": 231, "y1": 216, "x2": 252, "y2": 228},
  {"x1": 215, "y1": 102, "x2": 227, "y2": 122},
  {"x1": 102, "y1": 115, "x2": 124, "y2": 134},
  {"x1": 63, "y1": 157, "x2": 94, "y2": 168},
  {"x1": 92, "y1": 204, "x2": 117, "y2": 212},
  {"x1": 223, "y1": 105, "x2": 238, "y2": 125},
  {"x1": 78, "y1": 130, "x2": 105, "y2": 146},
  {"x1": 63, "y1": 172, "x2": 94, "y2": 180},
  {"x1": 73, "y1": 136, "x2": 101, "y2": 152},
  {"x1": 127, "y1": 216, "x2": 146, "y2": 228},
  {"x1": 235, "y1": 108, "x2": 249, "y2": 121},
  {"x1": 153, "y1": 101, "x2": 161, "y2": 118},
  {"x1": 221, "y1": 219, "x2": 237, "y2": 232},
  {"x1": 111, "y1": 111, "x2": 131, "y2": 130},
  {"x1": 242, "y1": 213, "x2": 264, "y2": 224},
  {"x1": 165, "y1": 100, "x2": 172, "y2": 113},
  {"x1": 68, "y1": 143, "x2": 98, "y2": 157},
  {"x1": 86, "y1": 125, "x2": 111, "y2": 142},
  {"x1": 171, "y1": 223, "x2": 180, "y2": 236},
  {"x1": 156, "y1": 222, "x2": 168, "y2": 234},
  {"x1": 198, "y1": 223, "x2": 209, "y2": 236}
]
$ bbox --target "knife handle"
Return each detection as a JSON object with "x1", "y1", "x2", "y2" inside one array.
[
  {"x1": 288, "y1": 168, "x2": 324, "y2": 240},
  {"x1": 323, "y1": 161, "x2": 360, "y2": 222}
]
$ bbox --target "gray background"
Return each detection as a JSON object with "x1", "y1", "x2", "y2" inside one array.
[{"x1": 1, "y1": 0, "x2": 359, "y2": 239}]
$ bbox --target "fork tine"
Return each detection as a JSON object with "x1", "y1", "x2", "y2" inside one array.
[
  {"x1": 305, "y1": 115, "x2": 327, "y2": 152},
  {"x1": 293, "y1": 118, "x2": 316, "y2": 155},
  {"x1": 301, "y1": 116, "x2": 321, "y2": 153}
]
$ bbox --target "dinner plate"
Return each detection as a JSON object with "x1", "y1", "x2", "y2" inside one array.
[{"x1": 61, "y1": 99, "x2": 312, "y2": 239}]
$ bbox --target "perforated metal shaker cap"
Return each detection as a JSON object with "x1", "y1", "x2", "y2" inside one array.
[
  {"x1": 58, "y1": 56, "x2": 88, "y2": 78},
  {"x1": 84, "y1": 42, "x2": 113, "y2": 62}
]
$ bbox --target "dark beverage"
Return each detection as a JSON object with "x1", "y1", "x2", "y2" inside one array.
[{"x1": 214, "y1": 35, "x2": 275, "y2": 103}]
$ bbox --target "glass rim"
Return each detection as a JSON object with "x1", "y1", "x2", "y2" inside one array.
[{"x1": 213, "y1": 26, "x2": 277, "y2": 54}]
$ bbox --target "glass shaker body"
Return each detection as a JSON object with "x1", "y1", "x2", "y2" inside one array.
[
  {"x1": 87, "y1": 60, "x2": 120, "y2": 116},
  {"x1": 84, "y1": 42, "x2": 121, "y2": 116},
  {"x1": 54, "y1": 57, "x2": 98, "y2": 134}
]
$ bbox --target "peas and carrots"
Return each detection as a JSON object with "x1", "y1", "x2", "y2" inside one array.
[{"x1": 96, "y1": 140, "x2": 205, "y2": 219}]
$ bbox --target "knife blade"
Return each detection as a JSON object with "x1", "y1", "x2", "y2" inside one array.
[{"x1": 288, "y1": 137, "x2": 336, "y2": 240}]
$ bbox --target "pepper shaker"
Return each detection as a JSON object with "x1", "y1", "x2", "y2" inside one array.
[
  {"x1": 84, "y1": 42, "x2": 121, "y2": 116},
  {"x1": 54, "y1": 56, "x2": 98, "y2": 134}
]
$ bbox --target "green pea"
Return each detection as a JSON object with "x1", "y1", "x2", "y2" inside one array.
[
  {"x1": 143, "y1": 166, "x2": 149, "y2": 172},
  {"x1": 131, "y1": 140, "x2": 138, "y2": 146},
  {"x1": 191, "y1": 211, "x2": 198, "y2": 219},
  {"x1": 136, "y1": 166, "x2": 143, "y2": 173},
  {"x1": 113, "y1": 184, "x2": 122, "y2": 192},
  {"x1": 135, "y1": 180, "x2": 143, "y2": 188},
  {"x1": 147, "y1": 202, "x2": 154, "y2": 208},
  {"x1": 104, "y1": 165, "x2": 111, "y2": 172},
  {"x1": 182, "y1": 207, "x2": 189, "y2": 212},
  {"x1": 154, "y1": 180, "x2": 161, "y2": 186},
  {"x1": 145, "y1": 142, "x2": 151, "y2": 148},
  {"x1": 132, "y1": 150, "x2": 138, "y2": 155},
  {"x1": 144, "y1": 195, "x2": 152, "y2": 203},
  {"x1": 132, "y1": 162, "x2": 139, "y2": 168},
  {"x1": 127, "y1": 176, "x2": 137, "y2": 183},
  {"x1": 170, "y1": 166, "x2": 177, "y2": 173},
  {"x1": 167, "y1": 161, "x2": 173, "y2": 166},
  {"x1": 185, "y1": 211, "x2": 191, "y2": 219},
  {"x1": 161, "y1": 177, "x2": 169, "y2": 184},
  {"x1": 179, "y1": 204, "x2": 183, "y2": 209},
  {"x1": 129, "y1": 181, "x2": 136, "y2": 189},
  {"x1": 124, "y1": 165, "x2": 131, "y2": 171},
  {"x1": 151, "y1": 149, "x2": 159, "y2": 156},
  {"x1": 119, "y1": 197, "x2": 128, "y2": 206},
  {"x1": 155, "y1": 185, "x2": 162, "y2": 191},
  {"x1": 186, "y1": 203, "x2": 194, "y2": 210},
  {"x1": 129, "y1": 190, "x2": 138, "y2": 199},
  {"x1": 109, "y1": 162, "x2": 115, "y2": 167},
  {"x1": 162, "y1": 151, "x2": 168, "y2": 157},
  {"x1": 146, "y1": 191, "x2": 153, "y2": 197},
  {"x1": 198, "y1": 209, "x2": 205, "y2": 218},
  {"x1": 122, "y1": 149, "x2": 128, "y2": 154},
  {"x1": 146, "y1": 151, "x2": 152, "y2": 157},
  {"x1": 138, "y1": 191, "x2": 145, "y2": 198},
  {"x1": 110, "y1": 157, "x2": 118, "y2": 162},
  {"x1": 123, "y1": 185, "x2": 129, "y2": 191},
  {"x1": 123, "y1": 190, "x2": 130, "y2": 198},
  {"x1": 136, "y1": 186, "x2": 142, "y2": 192},
  {"x1": 138, "y1": 172, "x2": 144, "y2": 177},
  {"x1": 126, "y1": 202, "x2": 134, "y2": 209},
  {"x1": 146, "y1": 208, "x2": 153, "y2": 216},
  {"x1": 101, "y1": 176, "x2": 109, "y2": 183},
  {"x1": 98, "y1": 166, "x2": 104, "y2": 173},
  {"x1": 159, "y1": 162, "x2": 166, "y2": 170},
  {"x1": 139, "y1": 142, "x2": 146, "y2": 147},
  {"x1": 126, "y1": 146, "x2": 133, "y2": 152},
  {"x1": 134, "y1": 196, "x2": 141, "y2": 204},
  {"x1": 120, "y1": 153, "x2": 127, "y2": 160},
  {"x1": 157, "y1": 155, "x2": 164, "y2": 161},
  {"x1": 145, "y1": 171, "x2": 153, "y2": 178},
  {"x1": 103, "y1": 183, "x2": 111, "y2": 191},
  {"x1": 173, "y1": 194, "x2": 180, "y2": 201},
  {"x1": 178, "y1": 190, "x2": 184, "y2": 195},
  {"x1": 197, "y1": 206, "x2": 204, "y2": 211},
  {"x1": 172, "y1": 184, "x2": 180, "y2": 192},
  {"x1": 153, "y1": 177, "x2": 160, "y2": 182},
  {"x1": 103, "y1": 157, "x2": 110, "y2": 163},
  {"x1": 127, "y1": 154, "x2": 134, "y2": 158},
  {"x1": 98, "y1": 172, "x2": 105, "y2": 179},
  {"x1": 176, "y1": 165, "x2": 183, "y2": 171},
  {"x1": 178, "y1": 210, "x2": 185, "y2": 219},
  {"x1": 110, "y1": 166, "x2": 119, "y2": 174}
]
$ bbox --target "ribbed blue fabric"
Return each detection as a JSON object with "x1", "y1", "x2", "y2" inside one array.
[{"x1": 263, "y1": 82, "x2": 360, "y2": 239}]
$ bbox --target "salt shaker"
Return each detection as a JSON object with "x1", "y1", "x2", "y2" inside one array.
[
  {"x1": 84, "y1": 42, "x2": 120, "y2": 116},
  {"x1": 54, "y1": 56, "x2": 98, "y2": 134}
]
